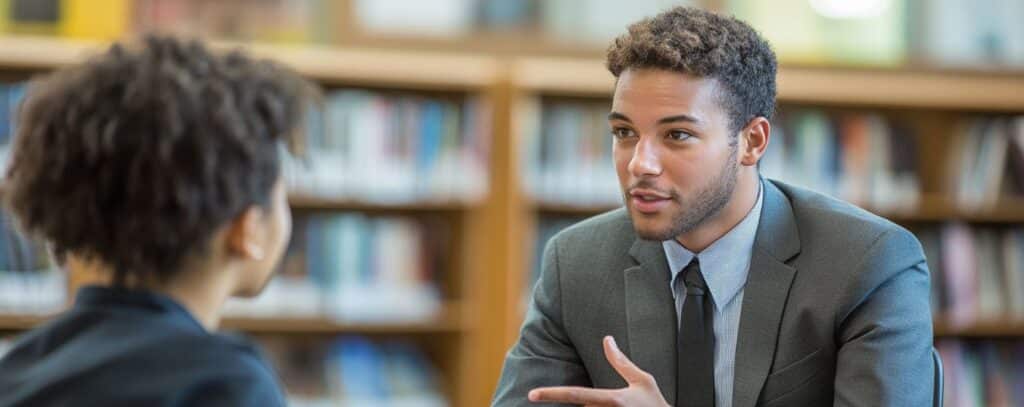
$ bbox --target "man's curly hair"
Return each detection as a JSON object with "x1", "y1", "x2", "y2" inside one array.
[
  {"x1": 606, "y1": 6, "x2": 777, "y2": 134},
  {"x1": 3, "y1": 35, "x2": 316, "y2": 285}
]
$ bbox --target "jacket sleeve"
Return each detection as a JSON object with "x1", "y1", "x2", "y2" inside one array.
[
  {"x1": 833, "y1": 227, "x2": 934, "y2": 407},
  {"x1": 492, "y1": 235, "x2": 591, "y2": 407}
]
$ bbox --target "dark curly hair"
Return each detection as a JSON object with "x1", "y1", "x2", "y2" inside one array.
[
  {"x1": 3, "y1": 35, "x2": 316, "y2": 285},
  {"x1": 606, "y1": 6, "x2": 777, "y2": 134}
]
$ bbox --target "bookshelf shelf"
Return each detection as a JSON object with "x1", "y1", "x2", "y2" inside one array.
[
  {"x1": 0, "y1": 36, "x2": 499, "y2": 90},
  {"x1": 934, "y1": 320, "x2": 1024, "y2": 338},
  {"x1": 531, "y1": 196, "x2": 1024, "y2": 223},
  {"x1": 512, "y1": 57, "x2": 1024, "y2": 111},
  {"x1": 0, "y1": 314, "x2": 52, "y2": 331},
  {"x1": 8, "y1": 313, "x2": 1024, "y2": 338},
  {"x1": 222, "y1": 302, "x2": 465, "y2": 334},
  {"x1": 0, "y1": 302, "x2": 465, "y2": 334},
  {"x1": 288, "y1": 194, "x2": 474, "y2": 212}
]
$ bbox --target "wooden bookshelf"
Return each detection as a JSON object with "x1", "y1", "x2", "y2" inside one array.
[
  {"x1": 287, "y1": 194, "x2": 474, "y2": 212},
  {"x1": 511, "y1": 57, "x2": 1024, "y2": 111},
  {"x1": 934, "y1": 320, "x2": 1024, "y2": 339},
  {"x1": 0, "y1": 306, "x2": 466, "y2": 334},
  {"x1": 0, "y1": 36, "x2": 499, "y2": 91},
  {"x1": 532, "y1": 195, "x2": 1024, "y2": 223},
  {"x1": 0, "y1": 314, "x2": 52, "y2": 331},
  {"x1": 223, "y1": 301, "x2": 466, "y2": 334},
  {"x1": 1, "y1": 33, "x2": 1023, "y2": 407}
]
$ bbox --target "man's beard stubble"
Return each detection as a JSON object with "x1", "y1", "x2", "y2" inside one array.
[{"x1": 630, "y1": 147, "x2": 739, "y2": 241}]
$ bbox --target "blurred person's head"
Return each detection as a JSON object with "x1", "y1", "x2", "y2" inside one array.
[
  {"x1": 605, "y1": 6, "x2": 776, "y2": 245},
  {"x1": 3, "y1": 35, "x2": 316, "y2": 298}
]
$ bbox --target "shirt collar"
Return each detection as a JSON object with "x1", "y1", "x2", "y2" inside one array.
[
  {"x1": 663, "y1": 180, "x2": 764, "y2": 310},
  {"x1": 74, "y1": 285, "x2": 207, "y2": 333}
]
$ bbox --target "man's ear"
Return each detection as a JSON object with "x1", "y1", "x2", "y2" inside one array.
[
  {"x1": 225, "y1": 206, "x2": 266, "y2": 261},
  {"x1": 738, "y1": 116, "x2": 770, "y2": 167}
]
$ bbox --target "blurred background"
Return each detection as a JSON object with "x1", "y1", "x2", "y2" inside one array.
[{"x1": 0, "y1": 0, "x2": 1021, "y2": 406}]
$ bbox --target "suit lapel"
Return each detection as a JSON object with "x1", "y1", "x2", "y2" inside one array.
[
  {"x1": 732, "y1": 180, "x2": 801, "y2": 407},
  {"x1": 625, "y1": 238, "x2": 677, "y2": 404}
]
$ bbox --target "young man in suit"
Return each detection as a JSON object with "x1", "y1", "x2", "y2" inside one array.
[
  {"x1": 493, "y1": 6, "x2": 933, "y2": 407},
  {"x1": 0, "y1": 36, "x2": 315, "y2": 406}
]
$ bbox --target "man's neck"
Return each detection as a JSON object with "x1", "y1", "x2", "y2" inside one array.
[{"x1": 675, "y1": 171, "x2": 760, "y2": 253}]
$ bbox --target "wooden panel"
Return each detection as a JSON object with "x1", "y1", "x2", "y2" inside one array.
[
  {"x1": 532, "y1": 195, "x2": 1024, "y2": 223},
  {"x1": 288, "y1": 194, "x2": 473, "y2": 212},
  {"x1": 934, "y1": 320, "x2": 1024, "y2": 338},
  {"x1": 512, "y1": 57, "x2": 1024, "y2": 111},
  {"x1": 0, "y1": 36, "x2": 500, "y2": 91},
  {"x1": 0, "y1": 301, "x2": 464, "y2": 334}
]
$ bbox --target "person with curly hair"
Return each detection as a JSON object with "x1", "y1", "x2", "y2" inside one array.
[
  {"x1": 0, "y1": 35, "x2": 315, "y2": 406},
  {"x1": 493, "y1": 6, "x2": 933, "y2": 407}
]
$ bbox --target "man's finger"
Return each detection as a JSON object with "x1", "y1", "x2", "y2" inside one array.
[
  {"x1": 602, "y1": 335, "x2": 651, "y2": 385},
  {"x1": 529, "y1": 386, "x2": 620, "y2": 405}
]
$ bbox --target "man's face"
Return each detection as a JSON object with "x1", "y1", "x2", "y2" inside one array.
[{"x1": 611, "y1": 68, "x2": 740, "y2": 241}]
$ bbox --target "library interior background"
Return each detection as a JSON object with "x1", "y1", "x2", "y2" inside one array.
[{"x1": 0, "y1": 0, "x2": 1022, "y2": 406}]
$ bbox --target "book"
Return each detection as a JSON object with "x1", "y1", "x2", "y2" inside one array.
[
  {"x1": 762, "y1": 108, "x2": 920, "y2": 211},
  {"x1": 522, "y1": 98, "x2": 620, "y2": 206},
  {"x1": 286, "y1": 89, "x2": 489, "y2": 204},
  {"x1": 223, "y1": 213, "x2": 446, "y2": 323},
  {"x1": 255, "y1": 335, "x2": 448, "y2": 406}
]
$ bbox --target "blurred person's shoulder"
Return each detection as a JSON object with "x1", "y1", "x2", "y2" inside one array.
[{"x1": 0, "y1": 292, "x2": 285, "y2": 406}]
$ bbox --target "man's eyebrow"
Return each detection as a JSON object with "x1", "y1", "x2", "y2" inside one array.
[
  {"x1": 656, "y1": 114, "x2": 699, "y2": 125},
  {"x1": 608, "y1": 112, "x2": 631, "y2": 122},
  {"x1": 607, "y1": 112, "x2": 701, "y2": 125}
]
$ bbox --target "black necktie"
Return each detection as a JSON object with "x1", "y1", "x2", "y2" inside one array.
[{"x1": 677, "y1": 259, "x2": 715, "y2": 407}]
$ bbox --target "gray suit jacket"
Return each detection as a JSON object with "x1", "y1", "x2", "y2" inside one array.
[{"x1": 493, "y1": 179, "x2": 934, "y2": 407}]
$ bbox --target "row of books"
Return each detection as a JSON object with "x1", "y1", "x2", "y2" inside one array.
[
  {"x1": 0, "y1": 82, "x2": 26, "y2": 173},
  {"x1": 258, "y1": 336, "x2": 447, "y2": 407},
  {"x1": 519, "y1": 100, "x2": 926, "y2": 211},
  {"x1": 523, "y1": 107, "x2": 1021, "y2": 213},
  {"x1": 0, "y1": 81, "x2": 493, "y2": 204},
  {"x1": 761, "y1": 108, "x2": 922, "y2": 212},
  {"x1": 284, "y1": 90, "x2": 491, "y2": 204},
  {"x1": 921, "y1": 224, "x2": 1024, "y2": 327},
  {"x1": 937, "y1": 339, "x2": 1024, "y2": 407},
  {"x1": 3, "y1": 1, "x2": 1023, "y2": 69},
  {"x1": 948, "y1": 116, "x2": 1024, "y2": 211},
  {"x1": 357, "y1": 0, "x2": 690, "y2": 43},
  {"x1": 519, "y1": 98, "x2": 620, "y2": 206},
  {"x1": 0, "y1": 0, "x2": 332, "y2": 43},
  {"x1": 223, "y1": 213, "x2": 448, "y2": 323},
  {"x1": 0, "y1": 209, "x2": 63, "y2": 316},
  {"x1": 360, "y1": 0, "x2": 1024, "y2": 68},
  {"x1": 0, "y1": 0, "x2": 690, "y2": 46}
]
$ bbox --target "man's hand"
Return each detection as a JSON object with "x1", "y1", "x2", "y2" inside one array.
[{"x1": 528, "y1": 336, "x2": 670, "y2": 406}]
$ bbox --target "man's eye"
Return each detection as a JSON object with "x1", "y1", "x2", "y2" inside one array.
[
  {"x1": 611, "y1": 128, "x2": 635, "y2": 139},
  {"x1": 668, "y1": 130, "x2": 694, "y2": 141}
]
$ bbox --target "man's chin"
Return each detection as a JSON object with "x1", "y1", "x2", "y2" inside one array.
[{"x1": 630, "y1": 219, "x2": 677, "y2": 241}]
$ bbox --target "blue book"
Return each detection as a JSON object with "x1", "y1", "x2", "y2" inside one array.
[
  {"x1": 417, "y1": 100, "x2": 444, "y2": 194},
  {"x1": 329, "y1": 336, "x2": 388, "y2": 400}
]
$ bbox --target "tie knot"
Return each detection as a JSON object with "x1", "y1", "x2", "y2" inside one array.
[{"x1": 681, "y1": 259, "x2": 708, "y2": 295}]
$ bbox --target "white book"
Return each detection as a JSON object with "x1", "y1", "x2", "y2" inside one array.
[{"x1": 354, "y1": 0, "x2": 473, "y2": 37}]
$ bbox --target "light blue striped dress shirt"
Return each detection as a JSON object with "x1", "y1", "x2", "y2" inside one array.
[{"x1": 663, "y1": 181, "x2": 763, "y2": 407}]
